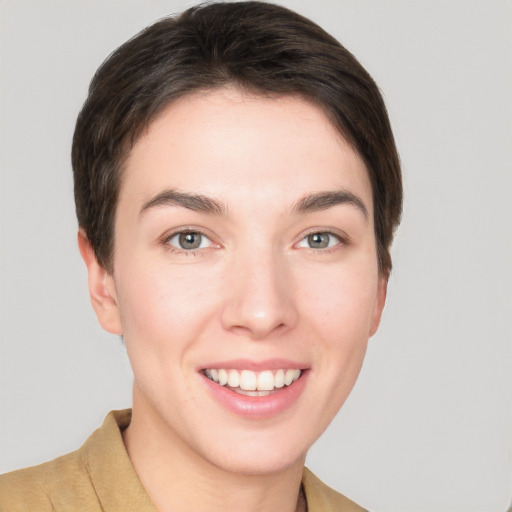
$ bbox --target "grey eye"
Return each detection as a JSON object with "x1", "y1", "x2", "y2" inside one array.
[
  {"x1": 167, "y1": 231, "x2": 211, "y2": 250},
  {"x1": 307, "y1": 232, "x2": 330, "y2": 248},
  {"x1": 297, "y1": 231, "x2": 341, "y2": 249},
  {"x1": 179, "y1": 232, "x2": 202, "y2": 249}
]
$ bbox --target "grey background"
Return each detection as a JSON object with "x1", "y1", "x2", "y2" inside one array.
[{"x1": 1, "y1": 1, "x2": 511, "y2": 510}]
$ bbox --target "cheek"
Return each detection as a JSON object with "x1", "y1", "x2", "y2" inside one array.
[
  {"x1": 302, "y1": 265, "x2": 379, "y2": 344},
  {"x1": 300, "y1": 260, "x2": 378, "y2": 404},
  {"x1": 114, "y1": 261, "x2": 221, "y2": 358}
]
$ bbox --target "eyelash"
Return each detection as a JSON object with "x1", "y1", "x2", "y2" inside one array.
[
  {"x1": 295, "y1": 230, "x2": 347, "y2": 253},
  {"x1": 161, "y1": 228, "x2": 348, "y2": 256},
  {"x1": 162, "y1": 229, "x2": 214, "y2": 256}
]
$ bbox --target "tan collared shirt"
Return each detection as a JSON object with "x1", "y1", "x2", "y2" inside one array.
[{"x1": 0, "y1": 410, "x2": 366, "y2": 511}]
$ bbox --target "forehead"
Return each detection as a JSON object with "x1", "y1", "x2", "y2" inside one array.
[{"x1": 119, "y1": 88, "x2": 373, "y2": 215}]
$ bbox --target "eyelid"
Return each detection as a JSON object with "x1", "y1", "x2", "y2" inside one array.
[
  {"x1": 161, "y1": 226, "x2": 220, "y2": 253},
  {"x1": 294, "y1": 228, "x2": 349, "y2": 250}
]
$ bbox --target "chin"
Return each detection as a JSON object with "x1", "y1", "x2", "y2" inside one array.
[{"x1": 203, "y1": 440, "x2": 308, "y2": 476}]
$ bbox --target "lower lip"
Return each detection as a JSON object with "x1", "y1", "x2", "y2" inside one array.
[{"x1": 201, "y1": 371, "x2": 308, "y2": 419}]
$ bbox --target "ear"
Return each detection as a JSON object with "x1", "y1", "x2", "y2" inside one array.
[
  {"x1": 77, "y1": 229, "x2": 122, "y2": 335},
  {"x1": 369, "y1": 274, "x2": 388, "y2": 337}
]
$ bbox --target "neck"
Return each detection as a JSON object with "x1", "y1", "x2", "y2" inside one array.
[{"x1": 123, "y1": 387, "x2": 306, "y2": 512}]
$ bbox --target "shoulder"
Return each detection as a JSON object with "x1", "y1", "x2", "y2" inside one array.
[
  {"x1": 0, "y1": 446, "x2": 100, "y2": 511},
  {"x1": 0, "y1": 410, "x2": 137, "y2": 512},
  {"x1": 302, "y1": 467, "x2": 367, "y2": 512}
]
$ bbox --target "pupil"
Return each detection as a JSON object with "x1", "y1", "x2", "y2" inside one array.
[
  {"x1": 308, "y1": 233, "x2": 329, "y2": 248},
  {"x1": 179, "y1": 232, "x2": 201, "y2": 249}
]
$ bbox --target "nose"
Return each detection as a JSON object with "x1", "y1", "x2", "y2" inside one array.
[{"x1": 220, "y1": 249, "x2": 298, "y2": 340}]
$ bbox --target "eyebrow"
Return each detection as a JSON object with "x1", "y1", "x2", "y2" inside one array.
[
  {"x1": 139, "y1": 188, "x2": 368, "y2": 220},
  {"x1": 140, "y1": 189, "x2": 225, "y2": 217},
  {"x1": 292, "y1": 190, "x2": 369, "y2": 220}
]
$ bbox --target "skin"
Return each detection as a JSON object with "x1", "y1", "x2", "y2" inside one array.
[{"x1": 79, "y1": 87, "x2": 387, "y2": 512}]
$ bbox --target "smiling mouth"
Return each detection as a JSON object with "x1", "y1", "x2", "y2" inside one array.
[{"x1": 203, "y1": 368, "x2": 303, "y2": 397}]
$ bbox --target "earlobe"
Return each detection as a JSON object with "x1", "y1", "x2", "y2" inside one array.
[
  {"x1": 77, "y1": 230, "x2": 123, "y2": 335},
  {"x1": 369, "y1": 275, "x2": 388, "y2": 337}
]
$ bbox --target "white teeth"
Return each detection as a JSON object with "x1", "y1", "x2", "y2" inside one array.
[
  {"x1": 235, "y1": 389, "x2": 272, "y2": 397},
  {"x1": 240, "y1": 370, "x2": 257, "y2": 391},
  {"x1": 285, "y1": 369, "x2": 300, "y2": 386},
  {"x1": 274, "y1": 369, "x2": 285, "y2": 388},
  {"x1": 204, "y1": 368, "x2": 302, "y2": 391},
  {"x1": 257, "y1": 370, "x2": 274, "y2": 391},
  {"x1": 218, "y1": 369, "x2": 228, "y2": 386},
  {"x1": 227, "y1": 369, "x2": 240, "y2": 387}
]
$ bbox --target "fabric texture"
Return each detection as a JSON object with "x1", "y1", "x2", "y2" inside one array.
[{"x1": 0, "y1": 410, "x2": 366, "y2": 512}]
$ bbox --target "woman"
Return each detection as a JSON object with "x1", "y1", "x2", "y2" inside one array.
[{"x1": 0, "y1": 2, "x2": 401, "y2": 510}]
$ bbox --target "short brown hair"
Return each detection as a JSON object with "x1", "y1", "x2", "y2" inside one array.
[{"x1": 72, "y1": 1, "x2": 402, "y2": 274}]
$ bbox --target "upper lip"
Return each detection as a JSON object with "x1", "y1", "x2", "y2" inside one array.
[{"x1": 198, "y1": 358, "x2": 307, "y2": 371}]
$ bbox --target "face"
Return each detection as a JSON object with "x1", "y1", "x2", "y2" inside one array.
[{"x1": 83, "y1": 88, "x2": 386, "y2": 475}]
